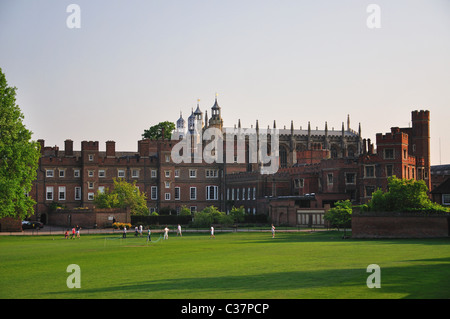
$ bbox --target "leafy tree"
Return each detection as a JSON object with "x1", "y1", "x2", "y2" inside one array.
[
  {"x1": 229, "y1": 206, "x2": 245, "y2": 223},
  {"x1": 192, "y1": 206, "x2": 233, "y2": 227},
  {"x1": 369, "y1": 176, "x2": 449, "y2": 213},
  {"x1": 324, "y1": 200, "x2": 352, "y2": 236},
  {"x1": 142, "y1": 121, "x2": 175, "y2": 140},
  {"x1": 179, "y1": 205, "x2": 192, "y2": 216},
  {"x1": 0, "y1": 68, "x2": 41, "y2": 220},
  {"x1": 94, "y1": 178, "x2": 148, "y2": 215}
]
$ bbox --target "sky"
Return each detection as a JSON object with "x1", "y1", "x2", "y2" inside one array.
[{"x1": 1, "y1": 0, "x2": 449, "y2": 165}]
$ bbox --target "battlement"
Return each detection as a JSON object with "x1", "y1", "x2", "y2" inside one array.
[
  {"x1": 411, "y1": 110, "x2": 430, "y2": 121},
  {"x1": 81, "y1": 141, "x2": 99, "y2": 151},
  {"x1": 376, "y1": 127, "x2": 409, "y2": 144}
]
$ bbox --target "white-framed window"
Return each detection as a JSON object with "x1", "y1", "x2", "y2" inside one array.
[
  {"x1": 88, "y1": 182, "x2": 94, "y2": 189},
  {"x1": 248, "y1": 187, "x2": 251, "y2": 200},
  {"x1": 151, "y1": 170, "x2": 157, "y2": 178},
  {"x1": 227, "y1": 188, "x2": 230, "y2": 200},
  {"x1": 237, "y1": 188, "x2": 240, "y2": 200},
  {"x1": 206, "y1": 169, "x2": 218, "y2": 178},
  {"x1": 75, "y1": 187, "x2": 81, "y2": 200},
  {"x1": 174, "y1": 169, "x2": 180, "y2": 178},
  {"x1": 253, "y1": 187, "x2": 256, "y2": 200},
  {"x1": 189, "y1": 169, "x2": 197, "y2": 178},
  {"x1": 442, "y1": 194, "x2": 450, "y2": 206},
  {"x1": 345, "y1": 173, "x2": 355, "y2": 185},
  {"x1": 46, "y1": 186, "x2": 53, "y2": 200},
  {"x1": 98, "y1": 186, "x2": 105, "y2": 194},
  {"x1": 206, "y1": 186, "x2": 218, "y2": 200},
  {"x1": 294, "y1": 178, "x2": 304, "y2": 188},
  {"x1": 74, "y1": 169, "x2": 80, "y2": 178},
  {"x1": 88, "y1": 170, "x2": 94, "y2": 177},
  {"x1": 151, "y1": 186, "x2": 157, "y2": 200},
  {"x1": 99, "y1": 170, "x2": 106, "y2": 178},
  {"x1": 58, "y1": 186, "x2": 66, "y2": 201},
  {"x1": 165, "y1": 181, "x2": 170, "y2": 188},
  {"x1": 46, "y1": 169, "x2": 54, "y2": 178},
  {"x1": 327, "y1": 173, "x2": 333, "y2": 185},
  {"x1": 118, "y1": 170, "x2": 125, "y2": 178},
  {"x1": 165, "y1": 170, "x2": 171, "y2": 178},
  {"x1": 242, "y1": 188, "x2": 245, "y2": 200},
  {"x1": 165, "y1": 193, "x2": 170, "y2": 200},
  {"x1": 232, "y1": 188, "x2": 235, "y2": 200},
  {"x1": 59, "y1": 169, "x2": 65, "y2": 178},
  {"x1": 88, "y1": 192, "x2": 95, "y2": 200},
  {"x1": 174, "y1": 187, "x2": 180, "y2": 200},
  {"x1": 88, "y1": 154, "x2": 94, "y2": 161},
  {"x1": 132, "y1": 169, "x2": 139, "y2": 178},
  {"x1": 190, "y1": 187, "x2": 197, "y2": 200}
]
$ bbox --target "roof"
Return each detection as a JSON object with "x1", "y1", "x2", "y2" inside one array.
[{"x1": 431, "y1": 177, "x2": 450, "y2": 194}]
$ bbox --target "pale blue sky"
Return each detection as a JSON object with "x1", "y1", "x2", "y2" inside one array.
[{"x1": 1, "y1": 0, "x2": 449, "y2": 165}]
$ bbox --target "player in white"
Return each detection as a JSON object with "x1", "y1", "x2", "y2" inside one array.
[
  {"x1": 164, "y1": 226, "x2": 169, "y2": 240},
  {"x1": 177, "y1": 224, "x2": 182, "y2": 237},
  {"x1": 210, "y1": 226, "x2": 215, "y2": 239},
  {"x1": 271, "y1": 224, "x2": 276, "y2": 238}
]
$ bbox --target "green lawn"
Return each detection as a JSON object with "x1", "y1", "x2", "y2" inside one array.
[{"x1": 0, "y1": 231, "x2": 449, "y2": 299}]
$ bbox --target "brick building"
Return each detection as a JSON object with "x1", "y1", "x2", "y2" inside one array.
[{"x1": 30, "y1": 97, "x2": 431, "y2": 227}]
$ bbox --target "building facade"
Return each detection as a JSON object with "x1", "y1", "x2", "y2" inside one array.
[{"x1": 30, "y1": 97, "x2": 431, "y2": 227}]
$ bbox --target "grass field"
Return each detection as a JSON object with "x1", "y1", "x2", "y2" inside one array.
[{"x1": 1, "y1": 231, "x2": 449, "y2": 299}]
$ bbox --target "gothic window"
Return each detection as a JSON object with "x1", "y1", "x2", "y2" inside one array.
[{"x1": 279, "y1": 146, "x2": 287, "y2": 168}]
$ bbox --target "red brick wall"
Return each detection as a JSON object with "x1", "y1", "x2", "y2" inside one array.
[
  {"x1": 0, "y1": 217, "x2": 22, "y2": 232},
  {"x1": 48, "y1": 208, "x2": 130, "y2": 229},
  {"x1": 352, "y1": 213, "x2": 449, "y2": 238}
]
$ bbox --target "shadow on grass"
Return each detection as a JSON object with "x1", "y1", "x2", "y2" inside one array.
[{"x1": 47, "y1": 256, "x2": 450, "y2": 299}]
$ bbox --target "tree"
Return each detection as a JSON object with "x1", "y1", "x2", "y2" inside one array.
[
  {"x1": 142, "y1": 121, "x2": 175, "y2": 140},
  {"x1": 229, "y1": 206, "x2": 245, "y2": 223},
  {"x1": 0, "y1": 68, "x2": 41, "y2": 220},
  {"x1": 94, "y1": 178, "x2": 148, "y2": 215},
  {"x1": 192, "y1": 206, "x2": 233, "y2": 227},
  {"x1": 324, "y1": 200, "x2": 352, "y2": 237},
  {"x1": 369, "y1": 176, "x2": 449, "y2": 213}
]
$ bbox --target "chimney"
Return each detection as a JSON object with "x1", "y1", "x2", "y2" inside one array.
[
  {"x1": 64, "y1": 139, "x2": 74, "y2": 156},
  {"x1": 37, "y1": 139, "x2": 45, "y2": 154},
  {"x1": 106, "y1": 141, "x2": 116, "y2": 157}
]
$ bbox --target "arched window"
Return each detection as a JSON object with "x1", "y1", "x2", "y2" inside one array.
[{"x1": 279, "y1": 146, "x2": 288, "y2": 168}]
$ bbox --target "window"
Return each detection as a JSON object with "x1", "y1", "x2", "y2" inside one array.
[
  {"x1": 99, "y1": 170, "x2": 106, "y2": 178},
  {"x1": 88, "y1": 182, "x2": 94, "y2": 189},
  {"x1": 384, "y1": 149, "x2": 394, "y2": 159},
  {"x1": 46, "y1": 187, "x2": 53, "y2": 200},
  {"x1": 206, "y1": 169, "x2": 218, "y2": 178},
  {"x1": 242, "y1": 188, "x2": 245, "y2": 200},
  {"x1": 132, "y1": 169, "x2": 139, "y2": 178},
  {"x1": 165, "y1": 155, "x2": 170, "y2": 162},
  {"x1": 365, "y1": 166, "x2": 375, "y2": 178},
  {"x1": 345, "y1": 173, "x2": 355, "y2": 184},
  {"x1": 98, "y1": 186, "x2": 105, "y2": 194},
  {"x1": 74, "y1": 169, "x2": 80, "y2": 178},
  {"x1": 190, "y1": 187, "x2": 197, "y2": 200},
  {"x1": 248, "y1": 187, "x2": 251, "y2": 200},
  {"x1": 88, "y1": 193, "x2": 95, "y2": 200},
  {"x1": 151, "y1": 186, "x2": 157, "y2": 200},
  {"x1": 151, "y1": 170, "x2": 157, "y2": 178},
  {"x1": 165, "y1": 170, "x2": 171, "y2": 178},
  {"x1": 237, "y1": 188, "x2": 240, "y2": 200},
  {"x1": 327, "y1": 173, "x2": 333, "y2": 185},
  {"x1": 58, "y1": 186, "x2": 66, "y2": 201},
  {"x1": 165, "y1": 181, "x2": 170, "y2": 188},
  {"x1": 59, "y1": 170, "x2": 65, "y2": 178},
  {"x1": 253, "y1": 187, "x2": 256, "y2": 200},
  {"x1": 365, "y1": 186, "x2": 375, "y2": 197},
  {"x1": 165, "y1": 193, "x2": 170, "y2": 200},
  {"x1": 190, "y1": 206, "x2": 197, "y2": 213},
  {"x1": 88, "y1": 170, "x2": 94, "y2": 177},
  {"x1": 206, "y1": 186, "x2": 218, "y2": 200},
  {"x1": 294, "y1": 178, "x2": 304, "y2": 188},
  {"x1": 46, "y1": 169, "x2": 54, "y2": 178},
  {"x1": 442, "y1": 194, "x2": 450, "y2": 206},
  {"x1": 88, "y1": 154, "x2": 94, "y2": 161},
  {"x1": 75, "y1": 187, "x2": 81, "y2": 200},
  {"x1": 118, "y1": 170, "x2": 125, "y2": 178},
  {"x1": 174, "y1": 187, "x2": 180, "y2": 200},
  {"x1": 386, "y1": 165, "x2": 393, "y2": 177},
  {"x1": 189, "y1": 169, "x2": 197, "y2": 178},
  {"x1": 174, "y1": 169, "x2": 180, "y2": 178}
]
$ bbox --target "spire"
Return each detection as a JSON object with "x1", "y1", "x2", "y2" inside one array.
[
  {"x1": 347, "y1": 114, "x2": 350, "y2": 131},
  {"x1": 273, "y1": 120, "x2": 276, "y2": 129},
  {"x1": 358, "y1": 122, "x2": 361, "y2": 136}
]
